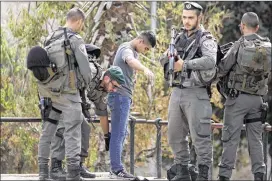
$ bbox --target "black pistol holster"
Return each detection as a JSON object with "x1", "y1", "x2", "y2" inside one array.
[
  {"x1": 261, "y1": 102, "x2": 268, "y2": 124},
  {"x1": 39, "y1": 97, "x2": 52, "y2": 121}
]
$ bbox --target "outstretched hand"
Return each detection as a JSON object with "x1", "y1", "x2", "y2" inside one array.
[{"x1": 143, "y1": 67, "x2": 155, "y2": 85}]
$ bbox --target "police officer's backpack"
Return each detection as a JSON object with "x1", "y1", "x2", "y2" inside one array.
[
  {"x1": 230, "y1": 36, "x2": 271, "y2": 95},
  {"x1": 27, "y1": 46, "x2": 57, "y2": 82},
  {"x1": 238, "y1": 37, "x2": 271, "y2": 77}
]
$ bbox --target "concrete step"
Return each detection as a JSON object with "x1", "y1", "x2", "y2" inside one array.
[{"x1": 1, "y1": 173, "x2": 167, "y2": 181}]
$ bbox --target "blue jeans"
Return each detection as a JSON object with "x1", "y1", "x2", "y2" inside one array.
[{"x1": 107, "y1": 92, "x2": 131, "y2": 172}]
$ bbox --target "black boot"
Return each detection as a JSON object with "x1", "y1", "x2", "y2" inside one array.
[
  {"x1": 189, "y1": 165, "x2": 199, "y2": 181},
  {"x1": 254, "y1": 172, "x2": 264, "y2": 181},
  {"x1": 218, "y1": 176, "x2": 230, "y2": 181},
  {"x1": 39, "y1": 164, "x2": 52, "y2": 181},
  {"x1": 196, "y1": 165, "x2": 209, "y2": 181},
  {"x1": 79, "y1": 162, "x2": 96, "y2": 178},
  {"x1": 50, "y1": 158, "x2": 66, "y2": 180},
  {"x1": 172, "y1": 164, "x2": 191, "y2": 181},
  {"x1": 66, "y1": 165, "x2": 85, "y2": 181}
]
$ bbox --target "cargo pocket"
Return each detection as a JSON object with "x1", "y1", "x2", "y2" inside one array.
[
  {"x1": 196, "y1": 93, "x2": 212, "y2": 137},
  {"x1": 221, "y1": 126, "x2": 231, "y2": 142},
  {"x1": 198, "y1": 119, "x2": 212, "y2": 136}
]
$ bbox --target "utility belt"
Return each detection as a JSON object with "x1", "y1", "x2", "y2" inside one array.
[
  {"x1": 39, "y1": 97, "x2": 62, "y2": 124},
  {"x1": 226, "y1": 89, "x2": 268, "y2": 124},
  {"x1": 244, "y1": 102, "x2": 268, "y2": 124},
  {"x1": 173, "y1": 84, "x2": 210, "y2": 98},
  {"x1": 172, "y1": 84, "x2": 206, "y2": 89}
]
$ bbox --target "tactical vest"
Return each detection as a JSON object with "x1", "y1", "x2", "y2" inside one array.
[
  {"x1": 174, "y1": 28, "x2": 217, "y2": 86},
  {"x1": 41, "y1": 28, "x2": 78, "y2": 95},
  {"x1": 228, "y1": 35, "x2": 271, "y2": 96}
]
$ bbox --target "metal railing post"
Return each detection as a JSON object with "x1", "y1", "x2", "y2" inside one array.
[
  {"x1": 129, "y1": 116, "x2": 136, "y2": 175},
  {"x1": 210, "y1": 126, "x2": 214, "y2": 180},
  {"x1": 155, "y1": 118, "x2": 162, "y2": 178},
  {"x1": 263, "y1": 123, "x2": 269, "y2": 180}
]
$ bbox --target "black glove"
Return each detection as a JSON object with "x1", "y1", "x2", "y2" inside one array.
[{"x1": 104, "y1": 132, "x2": 111, "y2": 151}]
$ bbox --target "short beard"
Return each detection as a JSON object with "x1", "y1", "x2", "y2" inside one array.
[
  {"x1": 189, "y1": 24, "x2": 197, "y2": 31},
  {"x1": 189, "y1": 17, "x2": 200, "y2": 31}
]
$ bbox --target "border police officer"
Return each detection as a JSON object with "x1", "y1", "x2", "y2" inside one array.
[
  {"x1": 50, "y1": 63, "x2": 125, "y2": 180},
  {"x1": 37, "y1": 8, "x2": 92, "y2": 181},
  {"x1": 217, "y1": 12, "x2": 271, "y2": 181},
  {"x1": 160, "y1": 2, "x2": 217, "y2": 181}
]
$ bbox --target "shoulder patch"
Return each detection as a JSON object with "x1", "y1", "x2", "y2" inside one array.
[{"x1": 203, "y1": 39, "x2": 217, "y2": 51}]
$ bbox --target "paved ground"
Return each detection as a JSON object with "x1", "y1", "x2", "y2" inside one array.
[{"x1": 1, "y1": 173, "x2": 167, "y2": 181}]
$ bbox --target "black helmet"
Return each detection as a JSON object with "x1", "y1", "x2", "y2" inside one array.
[{"x1": 85, "y1": 44, "x2": 101, "y2": 58}]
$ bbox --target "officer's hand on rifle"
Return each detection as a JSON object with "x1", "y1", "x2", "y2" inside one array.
[
  {"x1": 104, "y1": 132, "x2": 111, "y2": 151},
  {"x1": 166, "y1": 49, "x2": 184, "y2": 72},
  {"x1": 166, "y1": 48, "x2": 177, "y2": 57},
  {"x1": 174, "y1": 56, "x2": 184, "y2": 72}
]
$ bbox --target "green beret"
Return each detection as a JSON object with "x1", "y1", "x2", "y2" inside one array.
[
  {"x1": 107, "y1": 66, "x2": 125, "y2": 85},
  {"x1": 184, "y1": 2, "x2": 203, "y2": 11}
]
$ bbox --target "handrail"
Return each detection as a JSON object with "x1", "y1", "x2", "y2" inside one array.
[
  {"x1": 1, "y1": 117, "x2": 271, "y2": 131},
  {"x1": 1, "y1": 117, "x2": 271, "y2": 179}
]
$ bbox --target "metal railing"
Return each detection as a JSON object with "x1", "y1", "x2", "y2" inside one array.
[{"x1": 1, "y1": 117, "x2": 272, "y2": 179}]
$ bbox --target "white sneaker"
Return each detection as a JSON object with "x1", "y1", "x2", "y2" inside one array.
[{"x1": 109, "y1": 169, "x2": 135, "y2": 179}]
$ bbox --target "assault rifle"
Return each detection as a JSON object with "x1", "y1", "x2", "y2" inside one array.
[
  {"x1": 217, "y1": 42, "x2": 234, "y2": 65},
  {"x1": 168, "y1": 26, "x2": 176, "y2": 87},
  {"x1": 216, "y1": 42, "x2": 234, "y2": 99},
  {"x1": 63, "y1": 27, "x2": 77, "y2": 93}
]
